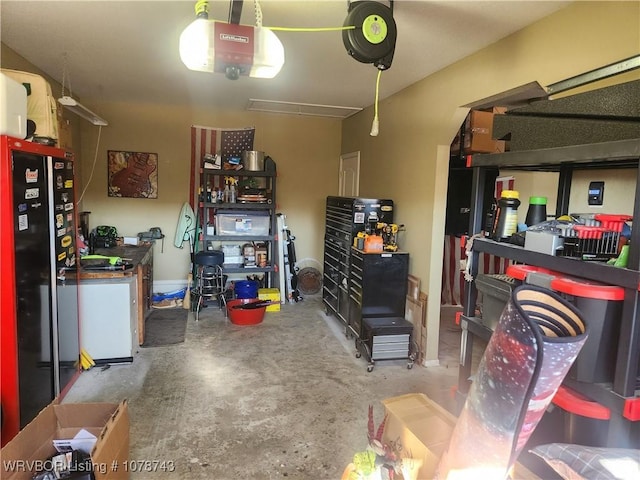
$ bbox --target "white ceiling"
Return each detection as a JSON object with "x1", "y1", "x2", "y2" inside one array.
[{"x1": 0, "y1": 1, "x2": 570, "y2": 116}]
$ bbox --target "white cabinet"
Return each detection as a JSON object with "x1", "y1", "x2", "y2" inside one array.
[{"x1": 78, "y1": 277, "x2": 138, "y2": 362}]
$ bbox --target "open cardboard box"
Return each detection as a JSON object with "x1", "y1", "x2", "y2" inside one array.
[
  {"x1": 381, "y1": 393, "x2": 538, "y2": 480},
  {"x1": 1, "y1": 399, "x2": 129, "y2": 480},
  {"x1": 451, "y1": 108, "x2": 507, "y2": 155}
]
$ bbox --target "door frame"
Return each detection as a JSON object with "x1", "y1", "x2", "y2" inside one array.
[{"x1": 339, "y1": 151, "x2": 360, "y2": 197}]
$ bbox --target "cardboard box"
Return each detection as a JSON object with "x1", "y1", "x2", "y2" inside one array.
[
  {"x1": 405, "y1": 295, "x2": 426, "y2": 364},
  {"x1": 381, "y1": 393, "x2": 539, "y2": 479},
  {"x1": 382, "y1": 393, "x2": 456, "y2": 479},
  {"x1": 1, "y1": 400, "x2": 129, "y2": 480},
  {"x1": 258, "y1": 287, "x2": 280, "y2": 311},
  {"x1": 451, "y1": 108, "x2": 507, "y2": 155},
  {"x1": 57, "y1": 117, "x2": 73, "y2": 151}
]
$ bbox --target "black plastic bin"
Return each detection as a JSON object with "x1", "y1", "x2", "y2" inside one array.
[
  {"x1": 507, "y1": 264, "x2": 624, "y2": 384},
  {"x1": 553, "y1": 385, "x2": 612, "y2": 447},
  {"x1": 475, "y1": 273, "x2": 515, "y2": 330},
  {"x1": 550, "y1": 275, "x2": 624, "y2": 384}
]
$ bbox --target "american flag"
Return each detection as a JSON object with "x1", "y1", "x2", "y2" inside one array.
[{"x1": 189, "y1": 125, "x2": 255, "y2": 209}]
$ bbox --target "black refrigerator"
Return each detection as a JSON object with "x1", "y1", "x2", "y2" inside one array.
[{"x1": 0, "y1": 135, "x2": 80, "y2": 445}]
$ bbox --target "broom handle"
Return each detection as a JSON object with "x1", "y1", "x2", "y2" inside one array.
[{"x1": 183, "y1": 273, "x2": 192, "y2": 310}]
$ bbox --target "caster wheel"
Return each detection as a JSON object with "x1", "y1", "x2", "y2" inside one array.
[
  {"x1": 356, "y1": 351, "x2": 362, "y2": 358},
  {"x1": 367, "y1": 365, "x2": 374, "y2": 373},
  {"x1": 407, "y1": 363, "x2": 414, "y2": 370}
]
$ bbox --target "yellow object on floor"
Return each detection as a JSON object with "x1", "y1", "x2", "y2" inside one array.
[
  {"x1": 258, "y1": 288, "x2": 280, "y2": 311},
  {"x1": 79, "y1": 348, "x2": 95, "y2": 370}
]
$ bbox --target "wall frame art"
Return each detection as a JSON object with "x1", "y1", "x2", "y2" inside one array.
[{"x1": 108, "y1": 150, "x2": 158, "y2": 198}]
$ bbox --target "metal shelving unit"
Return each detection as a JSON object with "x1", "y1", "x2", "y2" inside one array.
[
  {"x1": 199, "y1": 167, "x2": 278, "y2": 287},
  {"x1": 459, "y1": 138, "x2": 640, "y2": 446}
]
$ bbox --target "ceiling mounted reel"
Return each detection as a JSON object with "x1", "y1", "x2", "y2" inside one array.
[{"x1": 342, "y1": 1, "x2": 397, "y2": 70}]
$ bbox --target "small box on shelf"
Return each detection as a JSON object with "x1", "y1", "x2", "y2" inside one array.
[{"x1": 451, "y1": 108, "x2": 507, "y2": 155}]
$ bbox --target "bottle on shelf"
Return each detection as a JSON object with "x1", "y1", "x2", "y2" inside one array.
[
  {"x1": 230, "y1": 183, "x2": 237, "y2": 203},
  {"x1": 223, "y1": 183, "x2": 230, "y2": 203},
  {"x1": 525, "y1": 196, "x2": 547, "y2": 227},
  {"x1": 491, "y1": 190, "x2": 521, "y2": 241}
]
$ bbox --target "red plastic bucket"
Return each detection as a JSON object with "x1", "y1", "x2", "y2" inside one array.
[{"x1": 227, "y1": 298, "x2": 266, "y2": 325}]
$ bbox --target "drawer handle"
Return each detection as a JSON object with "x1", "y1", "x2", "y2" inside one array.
[{"x1": 325, "y1": 252, "x2": 339, "y2": 262}]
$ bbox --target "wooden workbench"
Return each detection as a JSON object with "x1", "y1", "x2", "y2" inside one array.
[{"x1": 79, "y1": 243, "x2": 154, "y2": 345}]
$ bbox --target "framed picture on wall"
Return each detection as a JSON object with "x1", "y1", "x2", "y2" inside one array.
[{"x1": 108, "y1": 150, "x2": 158, "y2": 198}]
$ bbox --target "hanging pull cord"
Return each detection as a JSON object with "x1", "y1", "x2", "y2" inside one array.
[{"x1": 370, "y1": 69, "x2": 382, "y2": 137}]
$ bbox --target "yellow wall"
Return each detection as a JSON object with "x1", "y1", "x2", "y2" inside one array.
[
  {"x1": 342, "y1": 1, "x2": 640, "y2": 363},
  {"x1": 73, "y1": 102, "x2": 342, "y2": 283}
]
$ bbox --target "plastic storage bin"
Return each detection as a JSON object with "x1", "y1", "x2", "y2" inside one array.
[
  {"x1": 559, "y1": 213, "x2": 632, "y2": 261},
  {"x1": 507, "y1": 264, "x2": 625, "y2": 384},
  {"x1": 552, "y1": 385, "x2": 612, "y2": 447},
  {"x1": 215, "y1": 210, "x2": 270, "y2": 236},
  {"x1": 234, "y1": 280, "x2": 259, "y2": 299},
  {"x1": 506, "y1": 264, "x2": 557, "y2": 287},
  {"x1": 475, "y1": 274, "x2": 515, "y2": 330},
  {"x1": 550, "y1": 275, "x2": 624, "y2": 383}
]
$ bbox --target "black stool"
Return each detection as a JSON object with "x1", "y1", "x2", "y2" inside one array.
[{"x1": 192, "y1": 251, "x2": 226, "y2": 321}]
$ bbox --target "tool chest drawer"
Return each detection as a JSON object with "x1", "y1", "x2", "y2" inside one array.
[{"x1": 357, "y1": 316, "x2": 415, "y2": 371}]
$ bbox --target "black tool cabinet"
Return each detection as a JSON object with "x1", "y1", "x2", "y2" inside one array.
[
  {"x1": 459, "y1": 138, "x2": 640, "y2": 447},
  {"x1": 349, "y1": 248, "x2": 413, "y2": 371},
  {"x1": 348, "y1": 248, "x2": 409, "y2": 337},
  {"x1": 322, "y1": 196, "x2": 394, "y2": 327}
]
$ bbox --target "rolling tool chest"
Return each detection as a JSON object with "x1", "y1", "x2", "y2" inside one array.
[{"x1": 357, "y1": 316, "x2": 415, "y2": 372}]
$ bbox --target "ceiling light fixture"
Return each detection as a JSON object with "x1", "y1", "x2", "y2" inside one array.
[
  {"x1": 179, "y1": 0, "x2": 285, "y2": 80},
  {"x1": 57, "y1": 53, "x2": 108, "y2": 126},
  {"x1": 58, "y1": 96, "x2": 108, "y2": 126}
]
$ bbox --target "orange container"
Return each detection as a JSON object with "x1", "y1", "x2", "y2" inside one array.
[
  {"x1": 364, "y1": 235, "x2": 383, "y2": 253},
  {"x1": 227, "y1": 298, "x2": 266, "y2": 325}
]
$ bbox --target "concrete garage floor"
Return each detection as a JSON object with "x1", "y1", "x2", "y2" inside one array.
[{"x1": 64, "y1": 297, "x2": 470, "y2": 479}]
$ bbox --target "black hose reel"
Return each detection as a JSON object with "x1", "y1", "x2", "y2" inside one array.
[{"x1": 342, "y1": 1, "x2": 397, "y2": 70}]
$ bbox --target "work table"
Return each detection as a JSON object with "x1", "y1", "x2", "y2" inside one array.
[
  {"x1": 79, "y1": 244, "x2": 153, "y2": 280},
  {"x1": 79, "y1": 243, "x2": 154, "y2": 345}
]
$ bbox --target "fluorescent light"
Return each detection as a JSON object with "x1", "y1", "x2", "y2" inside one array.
[{"x1": 58, "y1": 96, "x2": 108, "y2": 126}]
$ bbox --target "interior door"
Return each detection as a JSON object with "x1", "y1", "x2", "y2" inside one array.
[{"x1": 339, "y1": 152, "x2": 360, "y2": 197}]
